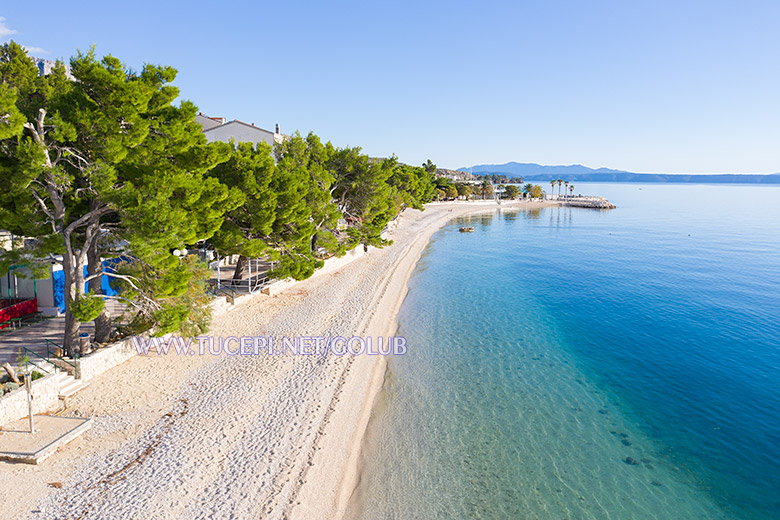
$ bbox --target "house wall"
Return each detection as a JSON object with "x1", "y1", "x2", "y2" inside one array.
[
  {"x1": 2, "y1": 259, "x2": 126, "y2": 317},
  {"x1": 195, "y1": 114, "x2": 222, "y2": 131},
  {"x1": 1, "y1": 266, "x2": 60, "y2": 316},
  {"x1": 36, "y1": 276, "x2": 56, "y2": 310},
  {"x1": 1, "y1": 269, "x2": 41, "y2": 300}
]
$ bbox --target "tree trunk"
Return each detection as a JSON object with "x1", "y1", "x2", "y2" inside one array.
[
  {"x1": 61, "y1": 253, "x2": 82, "y2": 355},
  {"x1": 3, "y1": 362, "x2": 20, "y2": 384},
  {"x1": 88, "y1": 243, "x2": 111, "y2": 344},
  {"x1": 232, "y1": 255, "x2": 248, "y2": 280}
]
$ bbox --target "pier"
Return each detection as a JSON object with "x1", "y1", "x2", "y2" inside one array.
[{"x1": 563, "y1": 196, "x2": 616, "y2": 209}]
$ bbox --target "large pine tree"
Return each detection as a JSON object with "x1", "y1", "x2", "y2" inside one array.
[{"x1": 0, "y1": 43, "x2": 239, "y2": 349}]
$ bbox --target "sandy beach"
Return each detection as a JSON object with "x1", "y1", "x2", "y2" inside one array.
[{"x1": 0, "y1": 200, "x2": 554, "y2": 520}]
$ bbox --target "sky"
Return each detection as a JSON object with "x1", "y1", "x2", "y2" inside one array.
[{"x1": 2, "y1": 1, "x2": 780, "y2": 173}]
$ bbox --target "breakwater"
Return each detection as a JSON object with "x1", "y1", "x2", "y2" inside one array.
[{"x1": 565, "y1": 196, "x2": 616, "y2": 208}]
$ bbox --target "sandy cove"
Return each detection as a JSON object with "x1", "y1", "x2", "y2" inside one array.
[{"x1": 0, "y1": 200, "x2": 555, "y2": 520}]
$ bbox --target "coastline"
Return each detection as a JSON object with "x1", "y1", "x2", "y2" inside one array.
[
  {"x1": 0, "y1": 199, "x2": 556, "y2": 520},
  {"x1": 291, "y1": 199, "x2": 557, "y2": 520}
]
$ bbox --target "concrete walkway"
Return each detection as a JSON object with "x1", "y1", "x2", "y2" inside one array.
[
  {"x1": 0, "y1": 415, "x2": 92, "y2": 464},
  {"x1": 0, "y1": 317, "x2": 94, "y2": 367},
  {"x1": 0, "y1": 299, "x2": 128, "y2": 368}
]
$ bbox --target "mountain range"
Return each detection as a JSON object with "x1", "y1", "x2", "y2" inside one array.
[{"x1": 457, "y1": 162, "x2": 780, "y2": 184}]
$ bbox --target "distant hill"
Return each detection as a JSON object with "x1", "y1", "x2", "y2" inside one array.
[{"x1": 458, "y1": 162, "x2": 780, "y2": 184}]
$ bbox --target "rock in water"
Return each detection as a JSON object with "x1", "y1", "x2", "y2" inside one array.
[{"x1": 624, "y1": 457, "x2": 640, "y2": 465}]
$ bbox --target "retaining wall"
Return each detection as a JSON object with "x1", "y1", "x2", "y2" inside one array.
[
  {"x1": 0, "y1": 373, "x2": 62, "y2": 426},
  {"x1": 263, "y1": 246, "x2": 368, "y2": 296},
  {"x1": 77, "y1": 337, "x2": 143, "y2": 382}
]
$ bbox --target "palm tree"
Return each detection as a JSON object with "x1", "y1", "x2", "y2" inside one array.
[
  {"x1": 564, "y1": 181, "x2": 569, "y2": 200},
  {"x1": 480, "y1": 179, "x2": 492, "y2": 200},
  {"x1": 557, "y1": 179, "x2": 563, "y2": 200},
  {"x1": 550, "y1": 179, "x2": 555, "y2": 200}
]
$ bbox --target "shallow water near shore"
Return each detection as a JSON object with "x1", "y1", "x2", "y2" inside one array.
[{"x1": 346, "y1": 184, "x2": 780, "y2": 519}]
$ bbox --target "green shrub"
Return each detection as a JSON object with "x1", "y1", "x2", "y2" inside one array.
[
  {"x1": 71, "y1": 292, "x2": 105, "y2": 322},
  {"x1": 31, "y1": 371, "x2": 44, "y2": 381},
  {"x1": 3, "y1": 382, "x2": 20, "y2": 394},
  {"x1": 15, "y1": 349, "x2": 30, "y2": 366}
]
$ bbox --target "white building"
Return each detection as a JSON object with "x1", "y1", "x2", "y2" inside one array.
[
  {"x1": 31, "y1": 57, "x2": 73, "y2": 79},
  {"x1": 196, "y1": 114, "x2": 288, "y2": 147}
]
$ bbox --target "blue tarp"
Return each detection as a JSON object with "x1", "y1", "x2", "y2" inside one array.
[{"x1": 53, "y1": 269, "x2": 65, "y2": 312}]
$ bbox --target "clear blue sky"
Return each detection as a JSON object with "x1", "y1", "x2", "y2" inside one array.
[{"x1": 3, "y1": 1, "x2": 779, "y2": 173}]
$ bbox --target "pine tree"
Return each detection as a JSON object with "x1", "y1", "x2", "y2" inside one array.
[
  {"x1": 0, "y1": 44, "x2": 238, "y2": 349},
  {"x1": 389, "y1": 162, "x2": 436, "y2": 209},
  {"x1": 330, "y1": 147, "x2": 396, "y2": 248},
  {"x1": 270, "y1": 132, "x2": 340, "y2": 280},
  {"x1": 208, "y1": 141, "x2": 277, "y2": 280}
]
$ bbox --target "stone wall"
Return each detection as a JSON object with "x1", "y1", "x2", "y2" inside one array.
[
  {"x1": 0, "y1": 372, "x2": 62, "y2": 426},
  {"x1": 210, "y1": 296, "x2": 232, "y2": 317},
  {"x1": 1, "y1": 335, "x2": 153, "y2": 425},
  {"x1": 263, "y1": 246, "x2": 368, "y2": 296},
  {"x1": 77, "y1": 337, "x2": 141, "y2": 382},
  {"x1": 49, "y1": 334, "x2": 169, "y2": 382}
]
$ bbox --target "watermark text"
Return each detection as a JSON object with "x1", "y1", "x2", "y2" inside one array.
[{"x1": 132, "y1": 335, "x2": 407, "y2": 357}]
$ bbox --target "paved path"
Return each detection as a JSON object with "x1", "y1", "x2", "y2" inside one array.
[
  {"x1": 0, "y1": 300, "x2": 125, "y2": 367},
  {"x1": 0, "y1": 317, "x2": 94, "y2": 368}
]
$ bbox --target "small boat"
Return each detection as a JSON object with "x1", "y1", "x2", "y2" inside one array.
[{"x1": 459, "y1": 227, "x2": 475, "y2": 233}]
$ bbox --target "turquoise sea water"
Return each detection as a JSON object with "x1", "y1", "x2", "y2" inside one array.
[{"x1": 346, "y1": 184, "x2": 780, "y2": 519}]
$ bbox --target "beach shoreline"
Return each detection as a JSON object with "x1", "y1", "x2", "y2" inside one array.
[
  {"x1": 292, "y1": 199, "x2": 557, "y2": 520},
  {"x1": 0, "y1": 199, "x2": 555, "y2": 520}
]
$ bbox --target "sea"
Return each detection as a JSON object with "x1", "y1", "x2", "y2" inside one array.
[{"x1": 345, "y1": 183, "x2": 780, "y2": 519}]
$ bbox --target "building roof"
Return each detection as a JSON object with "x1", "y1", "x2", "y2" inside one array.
[
  {"x1": 195, "y1": 114, "x2": 223, "y2": 131},
  {"x1": 203, "y1": 119, "x2": 274, "y2": 136},
  {"x1": 196, "y1": 113, "x2": 290, "y2": 146}
]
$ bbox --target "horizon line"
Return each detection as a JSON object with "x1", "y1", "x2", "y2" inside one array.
[{"x1": 450, "y1": 163, "x2": 780, "y2": 176}]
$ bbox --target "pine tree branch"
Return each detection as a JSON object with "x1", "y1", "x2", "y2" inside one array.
[
  {"x1": 63, "y1": 206, "x2": 113, "y2": 237},
  {"x1": 84, "y1": 271, "x2": 142, "y2": 292},
  {"x1": 28, "y1": 187, "x2": 57, "y2": 221}
]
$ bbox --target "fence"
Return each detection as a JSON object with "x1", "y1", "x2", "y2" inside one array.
[{"x1": 0, "y1": 298, "x2": 37, "y2": 330}]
